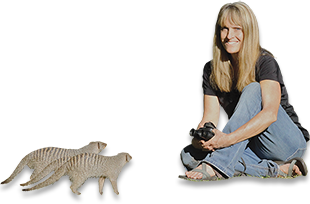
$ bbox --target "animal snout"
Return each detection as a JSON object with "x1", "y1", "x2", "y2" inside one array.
[
  {"x1": 98, "y1": 142, "x2": 107, "y2": 150},
  {"x1": 126, "y1": 154, "x2": 133, "y2": 162}
]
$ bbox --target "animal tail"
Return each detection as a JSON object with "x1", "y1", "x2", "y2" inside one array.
[
  {"x1": 1, "y1": 155, "x2": 31, "y2": 184},
  {"x1": 22, "y1": 162, "x2": 68, "y2": 192},
  {"x1": 20, "y1": 156, "x2": 70, "y2": 187}
]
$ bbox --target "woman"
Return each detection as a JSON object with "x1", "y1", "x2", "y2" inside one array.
[{"x1": 180, "y1": 2, "x2": 308, "y2": 180}]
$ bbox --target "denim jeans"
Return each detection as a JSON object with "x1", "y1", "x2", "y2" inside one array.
[{"x1": 181, "y1": 82, "x2": 307, "y2": 178}]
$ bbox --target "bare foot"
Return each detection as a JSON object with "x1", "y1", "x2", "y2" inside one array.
[
  {"x1": 185, "y1": 163, "x2": 215, "y2": 179},
  {"x1": 279, "y1": 163, "x2": 302, "y2": 177}
]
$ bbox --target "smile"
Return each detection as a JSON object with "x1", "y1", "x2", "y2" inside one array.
[{"x1": 226, "y1": 41, "x2": 239, "y2": 45}]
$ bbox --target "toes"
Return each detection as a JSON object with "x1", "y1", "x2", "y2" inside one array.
[
  {"x1": 294, "y1": 165, "x2": 302, "y2": 176},
  {"x1": 185, "y1": 171, "x2": 192, "y2": 178},
  {"x1": 279, "y1": 163, "x2": 303, "y2": 177},
  {"x1": 193, "y1": 172, "x2": 202, "y2": 179},
  {"x1": 186, "y1": 171, "x2": 202, "y2": 179}
]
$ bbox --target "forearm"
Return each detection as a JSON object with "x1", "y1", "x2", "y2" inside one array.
[
  {"x1": 199, "y1": 95, "x2": 220, "y2": 127},
  {"x1": 200, "y1": 113, "x2": 219, "y2": 127},
  {"x1": 227, "y1": 109, "x2": 277, "y2": 145}
]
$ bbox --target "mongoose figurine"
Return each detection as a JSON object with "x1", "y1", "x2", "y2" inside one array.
[
  {"x1": 22, "y1": 152, "x2": 132, "y2": 195},
  {"x1": 1, "y1": 141, "x2": 107, "y2": 184}
]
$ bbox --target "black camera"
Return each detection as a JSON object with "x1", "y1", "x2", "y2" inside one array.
[{"x1": 189, "y1": 122, "x2": 216, "y2": 141}]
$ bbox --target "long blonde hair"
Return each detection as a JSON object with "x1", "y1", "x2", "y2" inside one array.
[{"x1": 211, "y1": 2, "x2": 261, "y2": 92}]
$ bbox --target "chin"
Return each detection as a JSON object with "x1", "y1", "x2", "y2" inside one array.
[{"x1": 226, "y1": 48, "x2": 240, "y2": 54}]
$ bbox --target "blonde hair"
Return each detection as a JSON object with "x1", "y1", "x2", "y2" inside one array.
[{"x1": 211, "y1": 2, "x2": 261, "y2": 92}]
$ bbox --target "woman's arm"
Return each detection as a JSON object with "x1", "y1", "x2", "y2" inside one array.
[
  {"x1": 198, "y1": 95, "x2": 220, "y2": 128},
  {"x1": 192, "y1": 95, "x2": 220, "y2": 149},
  {"x1": 202, "y1": 80, "x2": 281, "y2": 151},
  {"x1": 229, "y1": 80, "x2": 281, "y2": 143}
]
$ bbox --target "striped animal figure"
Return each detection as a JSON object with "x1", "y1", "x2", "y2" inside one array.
[
  {"x1": 1, "y1": 141, "x2": 107, "y2": 185},
  {"x1": 22, "y1": 152, "x2": 132, "y2": 195}
]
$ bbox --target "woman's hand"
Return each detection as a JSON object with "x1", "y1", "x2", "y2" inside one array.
[
  {"x1": 201, "y1": 129, "x2": 232, "y2": 151},
  {"x1": 191, "y1": 137, "x2": 204, "y2": 149},
  {"x1": 197, "y1": 121, "x2": 205, "y2": 129}
]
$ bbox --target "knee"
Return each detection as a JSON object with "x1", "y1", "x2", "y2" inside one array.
[
  {"x1": 238, "y1": 82, "x2": 262, "y2": 104},
  {"x1": 180, "y1": 145, "x2": 201, "y2": 171},
  {"x1": 176, "y1": 149, "x2": 186, "y2": 174},
  {"x1": 180, "y1": 149, "x2": 186, "y2": 163},
  {"x1": 180, "y1": 148, "x2": 192, "y2": 171},
  {"x1": 232, "y1": 82, "x2": 262, "y2": 117},
  {"x1": 242, "y1": 82, "x2": 260, "y2": 93}
]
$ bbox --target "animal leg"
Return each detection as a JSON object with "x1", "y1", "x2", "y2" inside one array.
[
  {"x1": 70, "y1": 177, "x2": 87, "y2": 195},
  {"x1": 30, "y1": 168, "x2": 42, "y2": 180},
  {"x1": 110, "y1": 179, "x2": 119, "y2": 195},
  {"x1": 98, "y1": 177, "x2": 106, "y2": 195}
]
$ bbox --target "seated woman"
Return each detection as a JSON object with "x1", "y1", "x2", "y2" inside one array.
[{"x1": 180, "y1": 2, "x2": 308, "y2": 180}]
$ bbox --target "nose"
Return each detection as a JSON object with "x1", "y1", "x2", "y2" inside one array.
[{"x1": 227, "y1": 29, "x2": 234, "y2": 40}]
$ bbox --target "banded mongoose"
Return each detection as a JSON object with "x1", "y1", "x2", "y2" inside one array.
[
  {"x1": 22, "y1": 152, "x2": 132, "y2": 195},
  {"x1": 1, "y1": 141, "x2": 107, "y2": 185}
]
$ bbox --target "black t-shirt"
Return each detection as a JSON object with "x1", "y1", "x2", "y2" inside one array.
[{"x1": 202, "y1": 53, "x2": 309, "y2": 142}]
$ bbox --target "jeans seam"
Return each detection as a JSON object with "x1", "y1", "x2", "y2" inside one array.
[
  {"x1": 286, "y1": 148, "x2": 307, "y2": 161},
  {"x1": 203, "y1": 160, "x2": 230, "y2": 177}
]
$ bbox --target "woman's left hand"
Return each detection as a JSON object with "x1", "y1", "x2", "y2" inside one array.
[{"x1": 201, "y1": 129, "x2": 232, "y2": 151}]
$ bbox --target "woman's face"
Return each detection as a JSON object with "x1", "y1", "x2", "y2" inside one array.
[{"x1": 220, "y1": 19, "x2": 243, "y2": 55}]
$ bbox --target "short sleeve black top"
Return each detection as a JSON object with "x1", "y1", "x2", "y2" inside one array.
[{"x1": 202, "y1": 53, "x2": 309, "y2": 142}]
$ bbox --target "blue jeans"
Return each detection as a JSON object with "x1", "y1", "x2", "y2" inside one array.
[{"x1": 181, "y1": 82, "x2": 307, "y2": 178}]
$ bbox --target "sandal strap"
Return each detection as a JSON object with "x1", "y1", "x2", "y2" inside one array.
[
  {"x1": 287, "y1": 159, "x2": 297, "y2": 177},
  {"x1": 278, "y1": 170, "x2": 287, "y2": 177},
  {"x1": 278, "y1": 158, "x2": 305, "y2": 178},
  {"x1": 191, "y1": 163, "x2": 210, "y2": 179},
  {"x1": 296, "y1": 158, "x2": 308, "y2": 176}
]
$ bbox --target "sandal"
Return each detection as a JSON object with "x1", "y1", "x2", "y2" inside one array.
[
  {"x1": 179, "y1": 163, "x2": 220, "y2": 181},
  {"x1": 277, "y1": 157, "x2": 308, "y2": 178}
]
